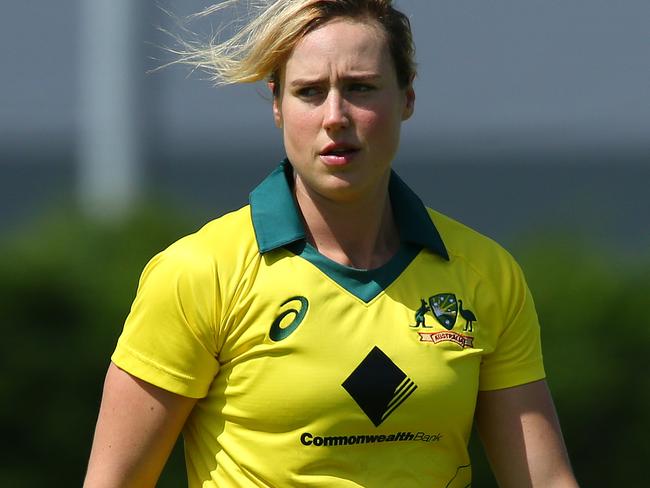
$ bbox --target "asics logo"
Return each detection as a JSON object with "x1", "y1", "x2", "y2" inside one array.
[{"x1": 269, "y1": 296, "x2": 309, "y2": 341}]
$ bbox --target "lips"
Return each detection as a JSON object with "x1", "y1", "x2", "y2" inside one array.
[{"x1": 319, "y1": 143, "x2": 360, "y2": 166}]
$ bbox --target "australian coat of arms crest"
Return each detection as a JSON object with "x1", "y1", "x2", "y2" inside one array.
[{"x1": 412, "y1": 293, "x2": 477, "y2": 348}]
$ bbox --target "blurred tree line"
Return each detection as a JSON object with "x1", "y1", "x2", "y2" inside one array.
[{"x1": 0, "y1": 206, "x2": 647, "y2": 487}]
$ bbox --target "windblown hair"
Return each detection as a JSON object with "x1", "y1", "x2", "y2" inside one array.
[{"x1": 168, "y1": 0, "x2": 415, "y2": 93}]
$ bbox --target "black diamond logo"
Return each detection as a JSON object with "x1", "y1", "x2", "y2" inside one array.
[{"x1": 342, "y1": 346, "x2": 418, "y2": 427}]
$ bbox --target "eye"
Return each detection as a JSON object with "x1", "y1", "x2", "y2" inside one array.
[
  {"x1": 296, "y1": 86, "x2": 323, "y2": 98},
  {"x1": 348, "y1": 83, "x2": 375, "y2": 93}
]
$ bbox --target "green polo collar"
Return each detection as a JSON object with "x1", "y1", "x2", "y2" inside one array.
[{"x1": 250, "y1": 160, "x2": 448, "y2": 260}]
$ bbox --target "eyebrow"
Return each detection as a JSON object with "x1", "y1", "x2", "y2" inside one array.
[{"x1": 289, "y1": 73, "x2": 382, "y2": 87}]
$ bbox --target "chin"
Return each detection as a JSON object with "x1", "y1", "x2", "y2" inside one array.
[{"x1": 315, "y1": 173, "x2": 377, "y2": 202}]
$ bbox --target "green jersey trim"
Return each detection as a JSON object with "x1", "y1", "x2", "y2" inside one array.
[
  {"x1": 249, "y1": 162, "x2": 305, "y2": 253},
  {"x1": 287, "y1": 240, "x2": 422, "y2": 302},
  {"x1": 388, "y1": 170, "x2": 449, "y2": 260},
  {"x1": 250, "y1": 160, "x2": 448, "y2": 259},
  {"x1": 249, "y1": 159, "x2": 449, "y2": 302}
]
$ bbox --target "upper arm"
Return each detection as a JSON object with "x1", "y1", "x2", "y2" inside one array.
[
  {"x1": 83, "y1": 362, "x2": 197, "y2": 488},
  {"x1": 475, "y1": 379, "x2": 578, "y2": 488}
]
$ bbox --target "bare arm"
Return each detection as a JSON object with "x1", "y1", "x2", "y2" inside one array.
[
  {"x1": 83, "y1": 362, "x2": 197, "y2": 488},
  {"x1": 475, "y1": 379, "x2": 579, "y2": 488}
]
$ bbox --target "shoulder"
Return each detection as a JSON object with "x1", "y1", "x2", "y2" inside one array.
[
  {"x1": 426, "y1": 208, "x2": 524, "y2": 284},
  {"x1": 142, "y1": 205, "x2": 258, "y2": 287},
  {"x1": 164, "y1": 205, "x2": 256, "y2": 262}
]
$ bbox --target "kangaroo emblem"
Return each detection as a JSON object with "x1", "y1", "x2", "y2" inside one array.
[{"x1": 411, "y1": 299, "x2": 432, "y2": 328}]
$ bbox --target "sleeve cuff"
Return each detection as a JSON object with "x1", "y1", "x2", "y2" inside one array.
[{"x1": 111, "y1": 344, "x2": 217, "y2": 399}]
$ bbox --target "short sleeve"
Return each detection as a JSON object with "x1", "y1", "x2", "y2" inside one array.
[
  {"x1": 478, "y1": 257, "x2": 546, "y2": 391},
  {"x1": 112, "y1": 238, "x2": 221, "y2": 398}
]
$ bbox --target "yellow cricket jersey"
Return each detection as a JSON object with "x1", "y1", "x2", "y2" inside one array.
[{"x1": 112, "y1": 160, "x2": 545, "y2": 487}]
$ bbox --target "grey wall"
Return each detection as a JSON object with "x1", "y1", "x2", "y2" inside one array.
[
  {"x1": 1, "y1": 1, "x2": 648, "y2": 250},
  {"x1": 2, "y1": 0, "x2": 648, "y2": 151}
]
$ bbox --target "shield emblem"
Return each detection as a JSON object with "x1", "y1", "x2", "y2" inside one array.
[{"x1": 429, "y1": 293, "x2": 458, "y2": 330}]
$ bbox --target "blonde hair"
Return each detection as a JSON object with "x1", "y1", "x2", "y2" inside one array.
[{"x1": 167, "y1": 0, "x2": 416, "y2": 92}]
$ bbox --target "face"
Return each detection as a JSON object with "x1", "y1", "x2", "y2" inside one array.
[{"x1": 273, "y1": 17, "x2": 415, "y2": 203}]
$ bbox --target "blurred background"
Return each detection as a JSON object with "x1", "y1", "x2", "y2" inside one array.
[{"x1": 1, "y1": 0, "x2": 648, "y2": 486}]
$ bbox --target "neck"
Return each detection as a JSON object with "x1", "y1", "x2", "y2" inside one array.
[{"x1": 294, "y1": 175, "x2": 400, "y2": 270}]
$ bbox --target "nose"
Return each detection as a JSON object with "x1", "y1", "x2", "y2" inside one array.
[{"x1": 322, "y1": 90, "x2": 349, "y2": 131}]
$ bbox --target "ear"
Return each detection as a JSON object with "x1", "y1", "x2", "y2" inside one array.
[
  {"x1": 401, "y1": 83, "x2": 415, "y2": 121},
  {"x1": 269, "y1": 81, "x2": 283, "y2": 128}
]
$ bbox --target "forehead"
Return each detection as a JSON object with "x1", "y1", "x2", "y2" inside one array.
[{"x1": 283, "y1": 18, "x2": 391, "y2": 79}]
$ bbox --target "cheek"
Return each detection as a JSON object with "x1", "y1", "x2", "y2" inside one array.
[
  {"x1": 280, "y1": 107, "x2": 321, "y2": 165},
  {"x1": 356, "y1": 105, "x2": 402, "y2": 141},
  {"x1": 282, "y1": 106, "x2": 318, "y2": 142}
]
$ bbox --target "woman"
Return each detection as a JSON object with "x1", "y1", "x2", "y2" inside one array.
[{"x1": 84, "y1": 1, "x2": 579, "y2": 486}]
